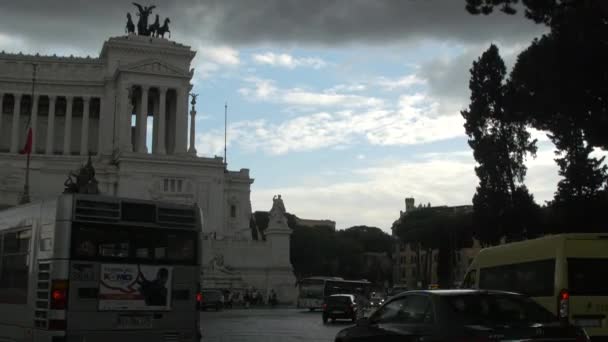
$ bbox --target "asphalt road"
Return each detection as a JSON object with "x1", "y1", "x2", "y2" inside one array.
[{"x1": 200, "y1": 308, "x2": 356, "y2": 342}]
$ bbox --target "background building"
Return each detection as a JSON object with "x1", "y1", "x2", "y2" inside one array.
[{"x1": 391, "y1": 197, "x2": 479, "y2": 288}]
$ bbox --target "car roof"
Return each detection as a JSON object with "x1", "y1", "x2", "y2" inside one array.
[
  {"x1": 328, "y1": 293, "x2": 355, "y2": 299},
  {"x1": 391, "y1": 289, "x2": 523, "y2": 298}
]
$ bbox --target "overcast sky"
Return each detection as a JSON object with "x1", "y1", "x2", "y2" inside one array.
[{"x1": 1, "y1": 0, "x2": 563, "y2": 231}]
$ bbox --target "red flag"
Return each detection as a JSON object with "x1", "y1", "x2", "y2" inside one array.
[{"x1": 20, "y1": 127, "x2": 33, "y2": 155}]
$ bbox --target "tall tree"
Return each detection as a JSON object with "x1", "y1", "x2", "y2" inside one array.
[
  {"x1": 467, "y1": 0, "x2": 608, "y2": 149},
  {"x1": 462, "y1": 45, "x2": 539, "y2": 245}
]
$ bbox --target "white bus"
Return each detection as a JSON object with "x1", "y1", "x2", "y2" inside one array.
[
  {"x1": 297, "y1": 277, "x2": 372, "y2": 311},
  {"x1": 0, "y1": 194, "x2": 202, "y2": 342}
]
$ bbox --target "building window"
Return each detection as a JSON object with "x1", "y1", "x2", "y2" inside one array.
[
  {"x1": 163, "y1": 179, "x2": 169, "y2": 192},
  {"x1": 0, "y1": 229, "x2": 31, "y2": 304},
  {"x1": 230, "y1": 205, "x2": 237, "y2": 218}
]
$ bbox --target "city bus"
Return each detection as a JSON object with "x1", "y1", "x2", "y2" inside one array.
[
  {"x1": 0, "y1": 194, "x2": 202, "y2": 342},
  {"x1": 462, "y1": 233, "x2": 608, "y2": 339},
  {"x1": 297, "y1": 276, "x2": 372, "y2": 311}
]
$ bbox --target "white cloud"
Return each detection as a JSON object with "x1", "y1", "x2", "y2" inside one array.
[
  {"x1": 196, "y1": 93, "x2": 464, "y2": 156},
  {"x1": 376, "y1": 74, "x2": 426, "y2": 91},
  {"x1": 251, "y1": 156, "x2": 477, "y2": 230},
  {"x1": 327, "y1": 84, "x2": 367, "y2": 92},
  {"x1": 239, "y1": 77, "x2": 383, "y2": 108},
  {"x1": 198, "y1": 45, "x2": 240, "y2": 66},
  {"x1": 251, "y1": 141, "x2": 563, "y2": 231},
  {"x1": 191, "y1": 45, "x2": 240, "y2": 79},
  {"x1": 252, "y1": 52, "x2": 326, "y2": 69}
]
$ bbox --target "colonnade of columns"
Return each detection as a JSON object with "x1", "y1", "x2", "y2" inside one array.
[
  {"x1": 121, "y1": 84, "x2": 194, "y2": 155},
  {"x1": 0, "y1": 93, "x2": 100, "y2": 156}
]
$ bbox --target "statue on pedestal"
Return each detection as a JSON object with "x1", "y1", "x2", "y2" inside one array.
[
  {"x1": 269, "y1": 195, "x2": 287, "y2": 226},
  {"x1": 126, "y1": 13, "x2": 135, "y2": 34}
]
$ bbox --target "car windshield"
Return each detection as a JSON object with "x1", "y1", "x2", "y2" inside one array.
[
  {"x1": 203, "y1": 291, "x2": 222, "y2": 301},
  {"x1": 443, "y1": 293, "x2": 557, "y2": 326},
  {"x1": 327, "y1": 296, "x2": 351, "y2": 304}
]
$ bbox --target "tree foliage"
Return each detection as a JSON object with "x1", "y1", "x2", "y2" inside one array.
[
  {"x1": 462, "y1": 45, "x2": 540, "y2": 245},
  {"x1": 251, "y1": 211, "x2": 393, "y2": 285}
]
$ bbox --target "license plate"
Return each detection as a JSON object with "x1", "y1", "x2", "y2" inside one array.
[
  {"x1": 332, "y1": 310, "x2": 344, "y2": 314},
  {"x1": 116, "y1": 315, "x2": 152, "y2": 329},
  {"x1": 574, "y1": 319, "x2": 602, "y2": 327}
]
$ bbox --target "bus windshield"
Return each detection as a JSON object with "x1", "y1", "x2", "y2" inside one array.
[{"x1": 71, "y1": 224, "x2": 197, "y2": 264}]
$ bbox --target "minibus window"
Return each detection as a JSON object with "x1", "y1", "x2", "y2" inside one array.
[
  {"x1": 568, "y1": 258, "x2": 608, "y2": 296},
  {"x1": 479, "y1": 260, "x2": 555, "y2": 297}
]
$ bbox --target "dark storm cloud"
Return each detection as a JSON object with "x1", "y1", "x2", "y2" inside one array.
[{"x1": 0, "y1": 0, "x2": 544, "y2": 54}]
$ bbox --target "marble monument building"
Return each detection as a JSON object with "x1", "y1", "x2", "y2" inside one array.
[{"x1": 0, "y1": 20, "x2": 297, "y2": 301}]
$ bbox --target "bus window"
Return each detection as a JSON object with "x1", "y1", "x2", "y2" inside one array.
[
  {"x1": 71, "y1": 225, "x2": 197, "y2": 264},
  {"x1": 479, "y1": 259, "x2": 555, "y2": 297},
  {"x1": 0, "y1": 229, "x2": 31, "y2": 304}
]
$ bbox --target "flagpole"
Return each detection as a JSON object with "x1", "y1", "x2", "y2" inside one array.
[
  {"x1": 19, "y1": 63, "x2": 37, "y2": 204},
  {"x1": 224, "y1": 102, "x2": 227, "y2": 170}
]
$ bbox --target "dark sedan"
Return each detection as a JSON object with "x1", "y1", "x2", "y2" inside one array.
[
  {"x1": 323, "y1": 294, "x2": 362, "y2": 324},
  {"x1": 335, "y1": 289, "x2": 589, "y2": 342},
  {"x1": 199, "y1": 290, "x2": 224, "y2": 311}
]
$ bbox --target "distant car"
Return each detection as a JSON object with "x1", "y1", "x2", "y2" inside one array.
[
  {"x1": 334, "y1": 290, "x2": 589, "y2": 342},
  {"x1": 200, "y1": 290, "x2": 224, "y2": 311},
  {"x1": 369, "y1": 292, "x2": 385, "y2": 308},
  {"x1": 322, "y1": 294, "x2": 361, "y2": 324}
]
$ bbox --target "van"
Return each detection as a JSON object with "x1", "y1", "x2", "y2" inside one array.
[{"x1": 462, "y1": 233, "x2": 608, "y2": 339}]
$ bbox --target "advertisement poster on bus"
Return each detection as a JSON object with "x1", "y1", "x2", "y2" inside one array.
[{"x1": 99, "y1": 264, "x2": 173, "y2": 311}]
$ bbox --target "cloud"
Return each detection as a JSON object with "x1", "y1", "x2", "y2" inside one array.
[
  {"x1": 376, "y1": 74, "x2": 426, "y2": 91},
  {"x1": 252, "y1": 52, "x2": 326, "y2": 69},
  {"x1": 251, "y1": 142, "x2": 563, "y2": 231},
  {"x1": 0, "y1": 0, "x2": 545, "y2": 57},
  {"x1": 251, "y1": 155, "x2": 478, "y2": 230},
  {"x1": 327, "y1": 84, "x2": 367, "y2": 93},
  {"x1": 239, "y1": 77, "x2": 384, "y2": 108},
  {"x1": 197, "y1": 93, "x2": 465, "y2": 156},
  {"x1": 198, "y1": 45, "x2": 240, "y2": 65}
]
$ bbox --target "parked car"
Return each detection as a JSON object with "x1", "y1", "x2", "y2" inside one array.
[
  {"x1": 200, "y1": 290, "x2": 224, "y2": 311},
  {"x1": 334, "y1": 290, "x2": 589, "y2": 342},
  {"x1": 323, "y1": 294, "x2": 362, "y2": 324}
]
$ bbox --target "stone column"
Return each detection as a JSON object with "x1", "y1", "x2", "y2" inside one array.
[
  {"x1": 10, "y1": 93, "x2": 22, "y2": 153},
  {"x1": 30, "y1": 95, "x2": 39, "y2": 154},
  {"x1": 80, "y1": 96, "x2": 90, "y2": 155},
  {"x1": 0, "y1": 93, "x2": 4, "y2": 143},
  {"x1": 137, "y1": 86, "x2": 149, "y2": 153},
  {"x1": 46, "y1": 96, "x2": 56, "y2": 155},
  {"x1": 188, "y1": 96, "x2": 197, "y2": 155},
  {"x1": 97, "y1": 98, "x2": 104, "y2": 156},
  {"x1": 174, "y1": 87, "x2": 188, "y2": 154},
  {"x1": 120, "y1": 86, "x2": 133, "y2": 152},
  {"x1": 156, "y1": 86, "x2": 167, "y2": 154},
  {"x1": 63, "y1": 96, "x2": 73, "y2": 155}
]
